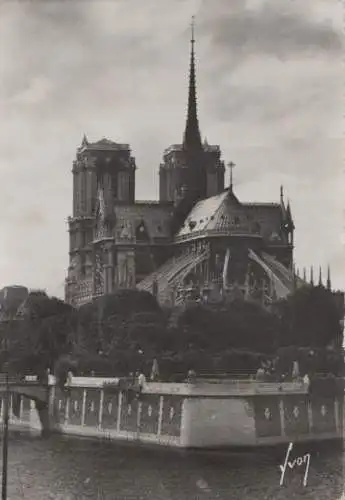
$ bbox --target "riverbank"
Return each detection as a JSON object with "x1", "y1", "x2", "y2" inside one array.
[{"x1": 4, "y1": 376, "x2": 344, "y2": 450}]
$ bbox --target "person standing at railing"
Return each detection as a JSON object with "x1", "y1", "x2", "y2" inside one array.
[
  {"x1": 187, "y1": 369, "x2": 196, "y2": 383},
  {"x1": 303, "y1": 373, "x2": 310, "y2": 388},
  {"x1": 292, "y1": 360, "x2": 300, "y2": 381},
  {"x1": 150, "y1": 359, "x2": 159, "y2": 382},
  {"x1": 256, "y1": 366, "x2": 265, "y2": 381},
  {"x1": 137, "y1": 370, "x2": 147, "y2": 392},
  {"x1": 66, "y1": 370, "x2": 73, "y2": 387}
]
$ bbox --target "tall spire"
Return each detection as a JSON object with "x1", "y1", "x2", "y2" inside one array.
[
  {"x1": 286, "y1": 200, "x2": 294, "y2": 227},
  {"x1": 227, "y1": 162, "x2": 236, "y2": 191},
  {"x1": 292, "y1": 263, "x2": 297, "y2": 291},
  {"x1": 81, "y1": 134, "x2": 88, "y2": 147},
  {"x1": 327, "y1": 265, "x2": 332, "y2": 290},
  {"x1": 183, "y1": 16, "x2": 202, "y2": 151}
]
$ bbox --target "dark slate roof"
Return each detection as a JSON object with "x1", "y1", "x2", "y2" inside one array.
[
  {"x1": 176, "y1": 191, "x2": 227, "y2": 238},
  {"x1": 242, "y1": 202, "x2": 283, "y2": 241},
  {"x1": 175, "y1": 190, "x2": 285, "y2": 242},
  {"x1": 176, "y1": 190, "x2": 254, "y2": 239},
  {"x1": 114, "y1": 203, "x2": 173, "y2": 240}
]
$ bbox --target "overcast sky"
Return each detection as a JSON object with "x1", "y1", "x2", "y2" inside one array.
[{"x1": 0, "y1": 0, "x2": 343, "y2": 296}]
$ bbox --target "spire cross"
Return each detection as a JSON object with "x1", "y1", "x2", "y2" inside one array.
[
  {"x1": 191, "y1": 15, "x2": 195, "y2": 44},
  {"x1": 228, "y1": 161, "x2": 236, "y2": 189}
]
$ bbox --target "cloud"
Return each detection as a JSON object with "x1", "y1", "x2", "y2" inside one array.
[
  {"x1": 195, "y1": 0, "x2": 342, "y2": 146},
  {"x1": 11, "y1": 76, "x2": 54, "y2": 105},
  {"x1": 14, "y1": 208, "x2": 47, "y2": 228},
  {"x1": 0, "y1": 0, "x2": 343, "y2": 294},
  {"x1": 200, "y1": 0, "x2": 342, "y2": 59}
]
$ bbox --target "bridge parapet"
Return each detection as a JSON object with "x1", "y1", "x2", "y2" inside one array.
[{"x1": 0, "y1": 374, "x2": 50, "y2": 416}]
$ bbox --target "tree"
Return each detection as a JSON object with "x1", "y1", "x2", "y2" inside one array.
[
  {"x1": 4, "y1": 284, "x2": 342, "y2": 381},
  {"x1": 278, "y1": 286, "x2": 343, "y2": 348},
  {"x1": 4, "y1": 292, "x2": 76, "y2": 377},
  {"x1": 73, "y1": 290, "x2": 166, "y2": 376},
  {"x1": 16, "y1": 290, "x2": 72, "y2": 320},
  {"x1": 176, "y1": 299, "x2": 281, "y2": 354},
  {"x1": 76, "y1": 290, "x2": 162, "y2": 353},
  {"x1": 79, "y1": 289, "x2": 161, "y2": 320}
]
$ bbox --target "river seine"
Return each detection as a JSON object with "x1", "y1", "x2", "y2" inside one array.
[{"x1": 1, "y1": 432, "x2": 344, "y2": 499}]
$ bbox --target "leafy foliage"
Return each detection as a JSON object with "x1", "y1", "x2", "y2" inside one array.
[
  {"x1": 0, "y1": 285, "x2": 342, "y2": 379},
  {"x1": 3, "y1": 292, "x2": 75, "y2": 377},
  {"x1": 275, "y1": 345, "x2": 343, "y2": 378},
  {"x1": 177, "y1": 300, "x2": 281, "y2": 354},
  {"x1": 277, "y1": 285, "x2": 343, "y2": 348},
  {"x1": 17, "y1": 290, "x2": 72, "y2": 320}
]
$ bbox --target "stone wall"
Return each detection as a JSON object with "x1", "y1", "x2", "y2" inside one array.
[{"x1": 5, "y1": 379, "x2": 343, "y2": 449}]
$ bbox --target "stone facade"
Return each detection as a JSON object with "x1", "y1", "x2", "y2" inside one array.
[{"x1": 65, "y1": 33, "x2": 297, "y2": 308}]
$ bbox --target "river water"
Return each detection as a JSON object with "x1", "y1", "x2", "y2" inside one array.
[{"x1": 1, "y1": 432, "x2": 344, "y2": 499}]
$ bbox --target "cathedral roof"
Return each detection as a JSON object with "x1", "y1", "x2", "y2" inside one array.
[
  {"x1": 176, "y1": 190, "x2": 245, "y2": 239},
  {"x1": 175, "y1": 190, "x2": 284, "y2": 242},
  {"x1": 114, "y1": 203, "x2": 173, "y2": 241}
]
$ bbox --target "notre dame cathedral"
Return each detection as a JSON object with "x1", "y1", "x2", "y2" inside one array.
[{"x1": 65, "y1": 26, "x2": 321, "y2": 309}]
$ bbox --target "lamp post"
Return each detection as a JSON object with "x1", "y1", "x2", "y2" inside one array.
[
  {"x1": 1, "y1": 318, "x2": 11, "y2": 500},
  {"x1": 1, "y1": 362, "x2": 8, "y2": 500}
]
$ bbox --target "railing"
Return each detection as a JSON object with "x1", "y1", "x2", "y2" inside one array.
[
  {"x1": 175, "y1": 228, "x2": 262, "y2": 243},
  {"x1": 46, "y1": 376, "x2": 311, "y2": 396},
  {"x1": 195, "y1": 378, "x2": 306, "y2": 389},
  {"x1": 4, "y1": 375, "x2": 341, "y2": 398},
  {"x1": 0, "y1": 374, "x2": 41, "y2": 385},
  {"x1": 0, "y1": 375, "x2": 22, "y2": 385},
  {"x1": 195, "y1": 380, "x2": 309, "y2": 395}
]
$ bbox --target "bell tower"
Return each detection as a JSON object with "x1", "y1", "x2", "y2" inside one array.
[{"x1": 65, "y1": 137, "x2": 137, "y2": 305}]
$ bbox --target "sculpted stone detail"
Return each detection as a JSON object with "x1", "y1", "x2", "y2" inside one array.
[
  {"x1": 117, "y1": 254, "x2": 127, "y2": 288},
  {"x1": 117, "y1": 251, "x2": 135, "y2": 288},
  {"x1": 118, "y1": 220, "x2": 133, "y2": 241}
]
